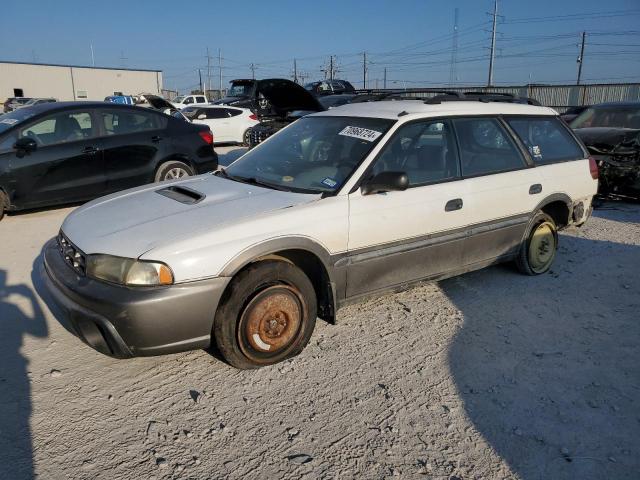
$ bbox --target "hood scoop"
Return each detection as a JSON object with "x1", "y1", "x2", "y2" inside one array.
[{"x1": 156, "y1": 185, "x2": 205, "y2": 204}]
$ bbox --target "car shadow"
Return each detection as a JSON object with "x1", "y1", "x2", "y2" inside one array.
[
  {"x1": 442, "y1": 233, "x2": 639, "y2": 479},
  {"x1": 0, "y1": 268, "x2": 49, "y2": 479},
  {"x1": 217, "y1": 147, "x2": 247, "y2": 167}
]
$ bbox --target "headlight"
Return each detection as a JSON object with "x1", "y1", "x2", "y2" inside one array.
[{"x1": 86, "y1": 254, "x2": 174, "y2": 286}]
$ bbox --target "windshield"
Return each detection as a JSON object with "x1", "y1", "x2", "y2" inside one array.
[
  {"x1": 173, "y1": 96, "x2": 186, "y2": 104},
  {"x1": 571, "y1": 106, "x2": 640, "y2": 129},
  {"x1": 224, "y1": 116, "x2": 394, "y2": 194},
  {"x1": 0, "y1": 108, "x2": 39, "y2": 134},
  {"x1": 227, "y1": 83, "x2": 253, "y2": 97}
]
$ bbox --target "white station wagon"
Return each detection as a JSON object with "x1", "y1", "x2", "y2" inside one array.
[{"x1": 43, "y1": 94, "x2": 599, "y2": 369}]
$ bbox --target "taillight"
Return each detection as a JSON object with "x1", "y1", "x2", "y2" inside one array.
[
  {"x1": 588, "y1": 156, "x2": 599, "y2": 180},
  {"x1": 249, "y1": 114, "x2": 258, "y2": 120},
  {"x1": 199, "y1": 130, "x2": 214, "y2": 145}
]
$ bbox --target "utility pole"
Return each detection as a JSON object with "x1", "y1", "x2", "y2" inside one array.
[
  {"x1": 384, "y1": 67, "x2": 387, "y2": 89},
  {"x1": 198, "y1": 69, "x2": 203, "y2": 93},
  {"x1": 218, "y1": 48, "x2": 223, "y2": 97},
  {"x1": 329, "y1": 55, "x2": 334, "y2": 80},
  {"x1": 363, "y1": 51, "x2": 367, "y2": 89},
  {"x1": 576, "y1": 31, "x2": 586, "y2": 85},
  {"x1": 90, "y1": 43, "x2": 95, "y2": 67},
  {"x1": 449, "y1": 8, "x2": 459, "y2": 86},
  {"x1": 293, "y1": 58, "x2": 298, "y2": 84},
  {"x1": 487, "y1": 0, "x2": 498, "y2": 86},
  {"x1": 250, "y1": 63, "x2": 256, "y2": 79},
  {"x1": 206, "y1": 47, "x2": 212, "y2": 96}
]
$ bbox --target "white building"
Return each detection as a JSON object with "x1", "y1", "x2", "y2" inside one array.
[{"x1": 0, "y1": 61, "x2": 163, "y2": 102}]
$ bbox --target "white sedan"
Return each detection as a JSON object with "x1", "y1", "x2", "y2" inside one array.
[{"x1": 183, "y1": 105, "x2": 259, "y2": 145}]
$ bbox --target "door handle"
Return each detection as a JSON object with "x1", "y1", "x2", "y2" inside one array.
[
  {"x1": 445, "y1": 198, "x2": 463, "y2": 212},
  {"x1": 529, "y1": 184, "x2": 542, "y2": 195},
  {"x1": 151, "y1": 135, "x2": 162, "y2": 143},
  {"x1": 82, "y1": 146, "x2": 99, "y2": 155}
]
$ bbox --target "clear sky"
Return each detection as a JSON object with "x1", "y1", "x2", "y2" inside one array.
[{"x1": 2, "y1": 0, "x2": 640, "y2": 93}]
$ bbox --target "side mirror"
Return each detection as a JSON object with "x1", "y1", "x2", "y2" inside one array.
[
  {"x1": 14, "y1": 137, "x2": 38, "y2": 157},
  {"x1": 361, "y1": 171, "x2": 409, "y2": 195},
  {"x1": 197, "y1": 114, "x2": 207, "y2": 120}
]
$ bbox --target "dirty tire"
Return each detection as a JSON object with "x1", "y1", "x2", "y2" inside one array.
[
  {"x1": 154, "y1": 160, "x2": 194, "y2": 182},
  {"x1": 516, "y1": 211, "x2": 558, "y2": 275},
  {"x1": 242, "y1": 128, "x2": 252, "y2": 147},
  {"x1": 214, "y1": 260, "x2": 317, "y2": 369},
  {"x1": 0, "y1": 190, "x2": 6, "y2": 221}
]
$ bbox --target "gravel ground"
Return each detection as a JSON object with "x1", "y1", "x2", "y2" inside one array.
[{"x1": 1, "y1": 158, "x2": 638, "y2": 479}]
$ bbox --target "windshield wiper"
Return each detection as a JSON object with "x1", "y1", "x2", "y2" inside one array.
[
  {"x1": 215, "y1": 168, "x2": 288, "y2": 191},
  {"x1": 233, "y1": 175, "x2": 290, "y2": 191}
]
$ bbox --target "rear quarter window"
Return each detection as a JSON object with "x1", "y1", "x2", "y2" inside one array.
[{"x1": 506, "y1": 116, "x2": 584, "y2": 165}]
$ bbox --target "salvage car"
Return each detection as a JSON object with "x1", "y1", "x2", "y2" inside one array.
[
  {"x1": 42, "y1": 97, "x2": 597, "y2": 369},
  {"x1": 571, "y1": 102, "x2": 640, "y2": 199},
  {"x1": 213, "y1": 79, "x2": 257, "y2": 108},
  {"x1": 3, "y1": 97, "x2": 33, "y2": 113},
  {"x1": 182, "y1": 105, "x2": 259, "y2": 145},
  {"x1": 0, "y1": 100, "x2": 217, "y2": 220},
  {"x1": 304, "y1": 79, "x2": 356, "y2": 96},
  {"x1": 247, "y1": 78, "x2": 324, "y2": 147}
]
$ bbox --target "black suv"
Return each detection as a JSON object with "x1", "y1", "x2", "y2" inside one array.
[
  {"x1": 0, "y1": 102, "x2": 217, "y2": 220},
  {"x1": 304, "y1": 80, "x2": 355, "y2": 96}
]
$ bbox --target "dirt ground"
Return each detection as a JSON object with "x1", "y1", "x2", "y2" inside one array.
[{"x1": 1, "y1": 154, "x2": 638, "y2": 479}]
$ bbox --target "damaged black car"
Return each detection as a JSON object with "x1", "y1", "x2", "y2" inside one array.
[
  {"x1": 246, "y1": 79, "x2": 324, "y2": 148},
  {"x1": 571, "y1": 102, "x2": 640, "y2": 200}
]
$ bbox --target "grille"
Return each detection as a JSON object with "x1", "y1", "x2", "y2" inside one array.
[
  {"x1": 57, "y1": 231, "x2": 87, "y2": 276},
  {"x1": 250, "y1": 129, "x2": 273, "y2": 147}
]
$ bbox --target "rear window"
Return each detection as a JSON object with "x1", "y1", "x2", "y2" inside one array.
[{"x1": 506, "y1": 116, "x2": 584, "y2": 165}]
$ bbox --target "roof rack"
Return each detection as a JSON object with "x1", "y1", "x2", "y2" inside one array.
[{"x1": 424, "y1": 91, "x2": 541, "y2": 106}]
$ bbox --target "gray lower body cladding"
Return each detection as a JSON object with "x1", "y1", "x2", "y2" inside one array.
[{"x1": 42, "y1": 239, "x2": 230, "y2": 358}]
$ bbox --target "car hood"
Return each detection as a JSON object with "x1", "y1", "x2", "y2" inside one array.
[
  {"x1": 256, "y1": 78, "x2": 323, "y2": 116},
  {"x1": 61, "y1": 175, "x2": 319, "y2": 259},
  {"x1": 574, "y1": 127, "x2": 640, "y2": 155}
]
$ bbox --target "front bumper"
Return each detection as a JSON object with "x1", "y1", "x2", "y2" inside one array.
[{"x1": 42, "y1": 238, "x2": 230, "y2": 358}]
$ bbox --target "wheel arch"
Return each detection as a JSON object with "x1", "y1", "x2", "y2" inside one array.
[
  {"x1": 534, "y1": 193, "x2": 572, "y2": 229},
  {"x1": 219, "y1": 237, "x2": 340, "y2": 323}
]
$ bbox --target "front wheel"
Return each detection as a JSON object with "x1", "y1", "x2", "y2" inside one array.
[
  {"x1": 516, "y1": 212, "x2": 558, "y2": 275},
  {"x1": 213, "y1": 260, "x2": 317, "y2": 369},
  {"x1": 154, "y1": 160, "x2": 194, "y2": 182}
]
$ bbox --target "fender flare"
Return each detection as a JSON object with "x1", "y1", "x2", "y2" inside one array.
[{"x1": 533, "y1": 192, "x2": 572, "y2": 215}]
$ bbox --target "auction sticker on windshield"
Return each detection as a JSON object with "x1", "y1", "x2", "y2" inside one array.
[{"x1": 339, "y1": 126, "x2": 383, "y2": 142}]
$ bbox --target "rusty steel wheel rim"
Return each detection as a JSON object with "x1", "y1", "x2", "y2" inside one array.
[
  {"x1": 528, "y1": 221, "x2": 556, "y2": 273},
  {"x1": 240, "y1": 285, "x2": 304, "y2": 357}
]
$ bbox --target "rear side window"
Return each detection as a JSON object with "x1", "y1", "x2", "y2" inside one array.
[
  {"x1": 226, "y1": 108, "x2": 242, "y2": 117},
  {"x1": 506, "y1": 116, "x2": 584, "y2": 164},
  {"x1": 205, "y1": 109, "x2": 228, "y2": 119},
  {"x1": 101, "y1": 110, "x2": 162, "y2": 136},
  {"x1": 453, "y1": 117, "x2": 526, "y2": 177},
  {"x1": 196, "y1": 96, "x2": 207, "y2": 103}
]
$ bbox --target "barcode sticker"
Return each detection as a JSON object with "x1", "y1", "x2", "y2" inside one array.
[{"x1": 338, "y1": 126, "x2": 383, "y2": 142}]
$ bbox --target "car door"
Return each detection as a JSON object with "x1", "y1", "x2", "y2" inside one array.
[
  {"x1": 346, "y1": 119, "x2": 469, "y2": 298},
  {"x1": 204, "y1": 108, "x2": 232, "y2": 142},
  {"x1": 451, "y1": 117, "x2": 542, "y2": 266},
  {"x1": 8, "y1": 109, "x2": 105, "y2": 207},
  {"x1": 98, "y1": 108, "x2": 168, "y2": 192},
  {"x1": 224, "y1": 108, "x2": 246, "y2": 142}
]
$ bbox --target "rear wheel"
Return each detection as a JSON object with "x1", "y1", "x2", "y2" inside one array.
[
  {"x1": 214, "y1": 260, "x2": 317, "y2": 369},
  {"x1": 516, "y1": 212, "x2": 558, "y2": 275},
  {"x1": 242, "y1": 128, "x2": 252, "y2": 147},
  {"x1": 154, "y1": 160, "x2": 194, "y2": 182}
]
